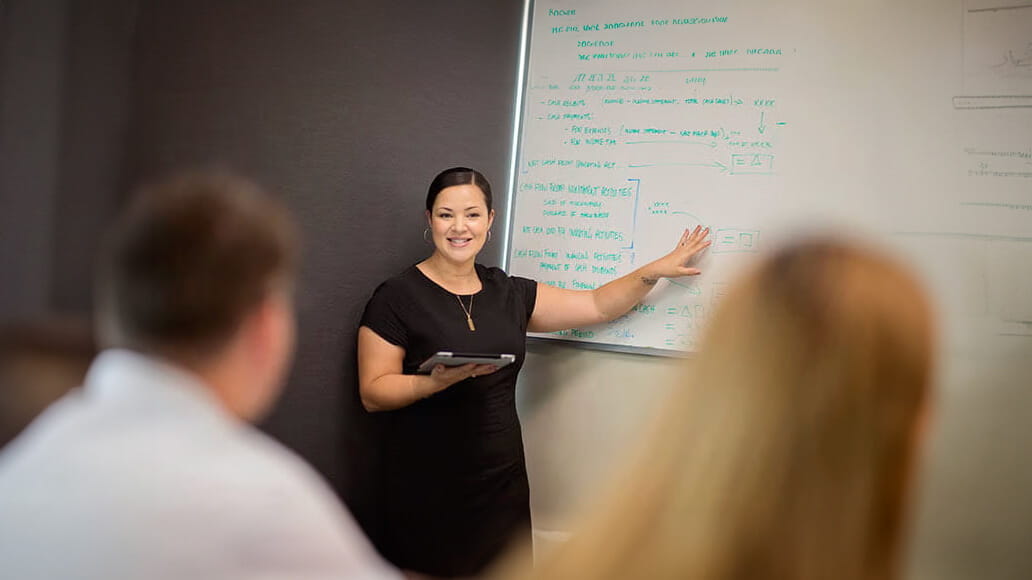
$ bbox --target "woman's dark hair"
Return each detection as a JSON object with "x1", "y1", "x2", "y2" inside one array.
[{"x1": 426, "y1": 167, "x2": 493, "y2": 212}]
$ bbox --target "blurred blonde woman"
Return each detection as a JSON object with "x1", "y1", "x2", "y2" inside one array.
[{"x1": 507, "y1": 238, "x2": 935, "y2": 580}]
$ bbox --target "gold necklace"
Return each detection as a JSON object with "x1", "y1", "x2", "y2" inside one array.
[{"x1": 455, "y1": 294, "x2": 475, "y2": 331}]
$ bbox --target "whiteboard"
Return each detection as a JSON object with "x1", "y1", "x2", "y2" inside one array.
[{"x1": 505, "y1": 0, "x2": 1032, "y2": 355}]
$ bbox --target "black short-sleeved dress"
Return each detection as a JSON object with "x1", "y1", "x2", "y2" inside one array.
[{"x1": 360, "y1": 263, "x2": 538, "y2": 577}]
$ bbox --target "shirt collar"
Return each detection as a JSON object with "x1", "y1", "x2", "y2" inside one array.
[{"x1": 84, "y1": 349, "x2": 233, "y2": 422}]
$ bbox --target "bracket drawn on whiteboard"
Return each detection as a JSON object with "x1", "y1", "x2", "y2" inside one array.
[{"x1": 620, "y1": 178, "x2": 641, "y2": 263}]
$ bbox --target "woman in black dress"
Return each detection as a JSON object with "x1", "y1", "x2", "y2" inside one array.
[{"x1": 358, "y1": 167, "x2": 710, "y2": 577}]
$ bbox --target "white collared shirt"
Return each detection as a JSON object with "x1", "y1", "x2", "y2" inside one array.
[{"x1": 0, "y1": 349, "x2": 399, "y2": 580}]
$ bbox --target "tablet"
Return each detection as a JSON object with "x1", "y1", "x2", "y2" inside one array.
[{"x1": 416, "y1": 352, "x2": 516, "y2": 374}]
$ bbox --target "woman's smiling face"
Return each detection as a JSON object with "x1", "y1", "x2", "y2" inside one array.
[{"x1": 427, "y1": 184, "x2": 494, "y2": 265}]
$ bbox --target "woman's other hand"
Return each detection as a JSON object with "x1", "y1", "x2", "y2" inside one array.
[
  {"x1": 358, "y1": 327, "x2": 501, "y2": 411},
  {"x1": 429, "y1": 363, "x2": 500, "y2": 388}
]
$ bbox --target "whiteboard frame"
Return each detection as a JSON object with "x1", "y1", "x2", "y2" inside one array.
[
  {"x1": 501, "y1": 0, "x2": 534, "y2": 267},
  {"x1": 502, "y1": 0, "x2": 686, "y2": 359}
]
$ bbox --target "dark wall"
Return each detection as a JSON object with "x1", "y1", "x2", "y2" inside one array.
[
  {"x1": 21, "y1": 0, "x2": 520, "y2": 544},
  {"x1": 51, "y1": 0, "x2": 137, "y2": 313},
  {"x1": 0, "y1": 0, "x2": 136, "y2": 318},
  {"x1": 0, "y1": 0, "x2": 67, "y2": 320}
]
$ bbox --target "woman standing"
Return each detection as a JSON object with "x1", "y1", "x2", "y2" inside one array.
[{"x1": 357, "y1": 167, "x2": 710, "y2": 577}]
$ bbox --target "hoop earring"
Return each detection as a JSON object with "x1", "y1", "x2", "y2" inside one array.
[
  {"x1": 423, "y1": 228, "x2": 431, "y2": 244},
  {"x1": 487, "y1": 230, "x2": 493, "y2": 243}
]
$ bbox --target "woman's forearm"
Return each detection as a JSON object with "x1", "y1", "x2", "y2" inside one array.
[
  {"x1": 360, "y1": 373, "x2": 444, "y2": 412},
  {"x1": 590, "y1": 262, "x2": 666, "y2": 322}
]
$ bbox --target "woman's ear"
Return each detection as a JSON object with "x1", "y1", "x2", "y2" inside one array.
[
  {"x1": 425, "y1": 209, "x2": 432, "y2": 226},
  {"x1": 488, "y1": 209, "x2": 496, "y2": 229}
]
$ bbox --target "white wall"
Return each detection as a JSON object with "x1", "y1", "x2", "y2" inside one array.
[
  {"x1": 907, "y1": 349, "x2": 1032, "y2": 579},
  {"x1": 517, "y1": 342, "x2": 682, "y2": 543}
]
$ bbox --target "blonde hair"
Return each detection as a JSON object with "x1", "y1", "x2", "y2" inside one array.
[{"x1": 520, "y1": 238, "x2": 934, "y2": 580}]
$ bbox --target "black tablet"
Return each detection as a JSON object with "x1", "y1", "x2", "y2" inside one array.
[{"x1": 416, "y1": 352, "x2": 516, "y2": 374}]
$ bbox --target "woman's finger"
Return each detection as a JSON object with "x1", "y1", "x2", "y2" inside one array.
[
  {"x1": 677, "y1": 228, "x2": 690, "y2": 247},
  {"x1": 468, "y1": 364, "x2": 499, "y2": 380},
  {"x1": 686, "y1": 227, "x2": 710, "y2": 248}
]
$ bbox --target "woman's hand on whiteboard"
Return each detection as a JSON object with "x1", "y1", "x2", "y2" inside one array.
[
  {"x1": 649, "y1": 225, "x2": 711, "y2": 279},
  {"x1": 429, "y1": 362, "x2": 500, "y2": 388}
]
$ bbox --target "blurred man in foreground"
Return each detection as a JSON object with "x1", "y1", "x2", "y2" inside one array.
[{"x1": 0, "y1": 172, "x2": 398, "y2": 579}]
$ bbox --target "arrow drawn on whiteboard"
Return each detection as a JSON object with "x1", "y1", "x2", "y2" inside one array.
[
  {"x1": 668, "y1": 279, "x2": 702, "y2": 295},
  {"x1": 627, "y1": 161, "x2": 728, "y2": 172},
  {"x1": 625, "y1": 140, "x2": 718, "y2": 147},
  {"x1": 758, "y1": 111, "x2": 767, "y2": 134}
]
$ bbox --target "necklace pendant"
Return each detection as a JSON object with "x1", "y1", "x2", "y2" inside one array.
[{"x1": 456, "y1": 294, "x2": 476, "y2": 331}]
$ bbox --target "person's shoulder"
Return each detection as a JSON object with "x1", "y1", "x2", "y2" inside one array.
[
  {"x1": 157, "y1": 429, "x2": 400, "y2": 578},
  {"x1": 0, "y1": 389, "x2": 90, "y2": 473},
  {"x1": 364, "y1": 267, "x2": 422, "y2": 310},
  {"x1": 478, "y1": 264, "x2": 536, "y2": 286},
  {"x1": 478, "y1": 263, "x2": 514, "y2": 282},
  {"x1": 152, "y1": 424, "x2": 336, "y2": 516},
  {"x1": 142, "y1": 426, "x2": 346, "y2": 531},
  {"x1": 211, "y1": 430, "x2": 386, "y2": 538},
  {"x1": 219, "y1": 426, "x2": 337, "y2": 496},
  {"x1": 370, "y1": 264, "x2": 423, "y2": 295}
]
